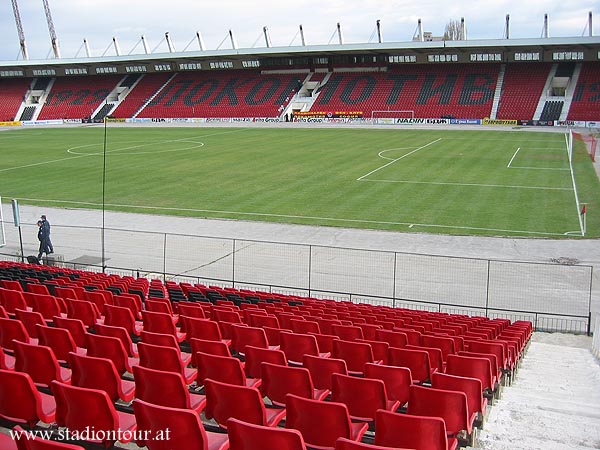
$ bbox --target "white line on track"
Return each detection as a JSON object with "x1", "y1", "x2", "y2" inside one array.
[{"x1": 12, "y1": 196, "x2": 571, "y2": 237}]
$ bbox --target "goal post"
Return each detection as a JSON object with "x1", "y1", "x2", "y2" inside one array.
[
  {"x1": 371, "y1": 110, "x2": 415, "y2": 124},
  {"x1": 571, "y1": 129, "x2": 598, "y2": 162}
]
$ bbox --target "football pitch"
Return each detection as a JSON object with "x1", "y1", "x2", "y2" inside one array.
[{"x1": 0, "y1": 125, "x2": 598, "y2": 238}]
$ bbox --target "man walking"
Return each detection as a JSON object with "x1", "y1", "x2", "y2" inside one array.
[
  {"x1": 40, "y1": 214, "x2": 53, "y2": 253},
  {"x1": 37, "y1": 220, "x2": 51, "y2": 262}
]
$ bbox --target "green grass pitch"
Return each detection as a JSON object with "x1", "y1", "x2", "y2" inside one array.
[{"x1": 0, "y1": 125, "x2": 598, "y2": 238}]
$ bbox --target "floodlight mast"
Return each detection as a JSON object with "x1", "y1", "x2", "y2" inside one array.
[
  {"x1": 336, "y1": 22, "x2": 344, "y2": 44},
  {"x1": 229, "y1": 29, "x2": 238, "y2": 49},
  {"x1": 417, "y1": 19, "x2": 424, "y2": 42},
  {"x1": 542, "y1": 13, "x2": 550, "y2": 38},
  {"x1": 196, "y1": 31, "x2": 206, "y2": 50},
  {"x1": 263, "y1": 26, "x2": 272, "y2": 48},
  {"x1": 299, "y1": 25, "x2": 306, "y2": 46},
  {"x1": 376, "y1": 19, "x2": 383, "y2": 43},
  {"x1": 42, "y1": 0, "x2": 60, "y2": 58},
  {"x1": 11, "y1": 0, "x2": 28, "y2": 59},
  {"x1": 83, "y1": 38, "x2": 92, "y2": 57},
  {"x1": 141, "y1": 35, "x2": 151, "y2": 54},
  {"x1": 112, "y1": 37, "x2": 121, "y2": 56},
  {"x1": 165, "y1": 32, "x2": 176, "y2": 52}
]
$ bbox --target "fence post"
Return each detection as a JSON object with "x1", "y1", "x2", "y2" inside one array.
[
  {"x1": 392, "y1": 252, "x2": 397, "y2": 309},
  {"x1": 588, "y1": 266, "x2": 594, "y2": 336},
  {"x1": 308, "y1": 245, "x2": 312, "y2": 297},
  {"x1": 232, "y1": 239, "x2": 236, "y2": 288},
  {"x1": 485, "y1": 260, "x2": 491, "y2": 318},
  {"x1": 162, "y1": 233, "x2": 167, "y2": 282}
]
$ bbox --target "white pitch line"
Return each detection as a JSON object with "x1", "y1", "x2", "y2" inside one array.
[
  {"x1": 508, "y1": 166, "x2": 569, "y2": 171},
  {"x1": 358, "y1": 178, "x2": 573, "y2": 191},
  {"x1": 507, "y1": 147, "x2": 521, "y2": 168},
  {"x1": 0, "y1": 128, "x2": 249, "y2": 174},
  {"x1": 11, "y1": 196, "x2": 570, "y2": 237},
  {"x1": 377, "y1": 147, "x2": 417, "y2": 161},
  {"x1": 357, "y1": 138, "x2": 442, "y2": 181}
]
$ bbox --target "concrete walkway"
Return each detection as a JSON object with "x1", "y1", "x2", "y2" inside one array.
[{"x1": 476, "y1": 332, "x2": 600, "y2": 450}]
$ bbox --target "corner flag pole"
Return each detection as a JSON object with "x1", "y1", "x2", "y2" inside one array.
[{"x1": 581, "y1": 204, "x2": 587, "y2": 236}]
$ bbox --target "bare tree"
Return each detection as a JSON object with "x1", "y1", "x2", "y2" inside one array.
[{"x1": 444, "y1": 19, "x2": 462, "y2": 40}]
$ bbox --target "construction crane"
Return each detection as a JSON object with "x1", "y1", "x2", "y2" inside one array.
[
  {"x1": 10, "y1": 0, "x2": 28, "y2": 59},
  {"x1": 42, "y1": 0, "x2": 61, "y2": 58}
]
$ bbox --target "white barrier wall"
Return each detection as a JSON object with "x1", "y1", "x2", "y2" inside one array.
[{"x1": 593, "y1": 314, "x2": 600, "y2": 360}]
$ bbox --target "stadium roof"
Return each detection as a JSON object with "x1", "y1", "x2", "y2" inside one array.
[{"x1": 1, "y1": 35, "x2": 599, "y2": 74}]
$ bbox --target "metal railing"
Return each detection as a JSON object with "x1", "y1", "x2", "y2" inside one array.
[{"x1": 1, "y1": 222, "x2": 593, "y2": 334}]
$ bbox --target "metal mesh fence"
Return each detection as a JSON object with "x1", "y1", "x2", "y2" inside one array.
[
  {"x1": 310, "y1": 246, "x2": 395, "y2": 298},
  {"x1": 488, "y1": 260, "x2": 591, "y2": 316},
  {"x1": 395, "y1": 253, "x2": 489, "y2": 308}
]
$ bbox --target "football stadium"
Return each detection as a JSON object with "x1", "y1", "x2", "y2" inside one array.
[{"x1": 0, "y1": 3, "x2": 599, "y2": 450}]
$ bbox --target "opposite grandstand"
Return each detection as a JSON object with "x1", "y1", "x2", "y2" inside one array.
[{"x1": 1, "y1": 61, "x2": 599, "y2": 124}]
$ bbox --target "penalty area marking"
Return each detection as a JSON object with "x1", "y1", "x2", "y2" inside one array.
[
  {"x1": 507, "y1": 146, "x2": 569, "y2": 170},
  {"x1": 358, "y1": 178, "x2": 572, "y2": 191},
  {"x1": 507, "y1": 147, "x2": 521, "y2": 168}
]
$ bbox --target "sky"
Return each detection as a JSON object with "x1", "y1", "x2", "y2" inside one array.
[{"x1": 0, "y1": 0, "x2": 598, "y2": 61}]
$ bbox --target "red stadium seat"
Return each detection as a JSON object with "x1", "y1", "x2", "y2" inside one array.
[
  {"x1": 335, "y1": 437, "x2": 413, "y2": 450},
  {"x1": 140, "y1": 330, "x2": 191, "y2": 365},
  {"x1": 280, "y1": 331, "x2": 330, "y2": 365},
  {"x1": 137, "y1": 341, "x2": 197, "y2": 384},
  {"x1": 227, "y1": 417, "x2": 307, "y2": 450},
  {"x1": 85, "y1": 332, "x2": 139, "y2": 375},
  {"x1": 243, "y1": 345, "x2": 286, "y2": 378},
  {"x1": 132, "y1": 365, "x2": 205, "y2": 413},
  {"x1": 285, "y1": 393, "x2": 368, "y2": 450},
  {"x1": 407, "y1": 385, "x2": 472, "y2": 440},
  {"x1": 196, "y1": 351, "x2": 260, "y2": 388},
  {"x1": 36, "y1": 324, "x2": 84, "y2": 363},
  {"x1": 387, "y1": 347, "x2": 432, "y2": 384},
  {"x1": 51, "y1": 380, "x2": 136, "y2": 447},
  {"x1": 332, "y1": 339, "x2": 379, "y2": 376},
  {"x1": 331, "y1": 373, "x2": 399, "y2": 424},
  {"x1": 204, "y1": 378, "x2": 286, "y2": 428},
  {"x1": 0, "y1": 369, "x2": 56, "y2": 428},
  {"x1": 133, "y1": 398, "x2": 229, "y2": 450},
  {"x1": 261, "y1": 362, "x2": 329, "y2": 407},
  {"x1": 14, "y1": 340, "x2": 71, "y2": 387},
  {"x1": 69, "y1": 352, "x2": 135, "y2": 403},
  {"x1": 364, "y1": 362, "x2": 412, "y2": 407},
  {"x1": 375, "y1": 409, "x2": 457, "y2": 450},
  {"x1": 303, "y1": 354, "x2": 348, "y2": 391}
]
